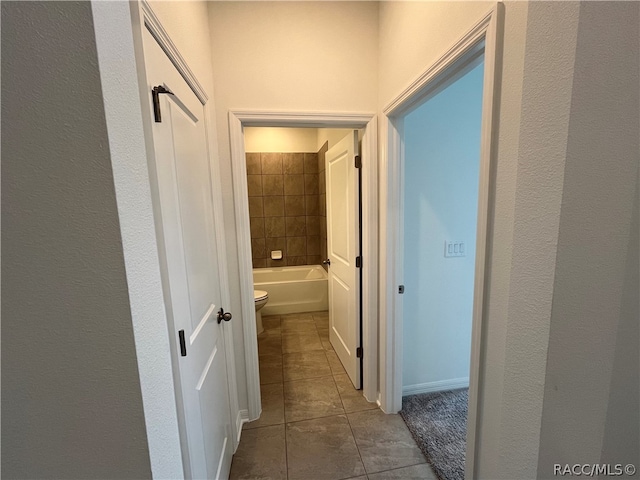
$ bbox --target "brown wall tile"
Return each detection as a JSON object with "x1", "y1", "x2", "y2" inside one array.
[
  {"x1": 304, "y1": 153, "x2": 318, "y2": 173},
  {"x1": 304, "y1": 174, "x2": 319, "y2": 194},
  {"x1": 288, "y1": 256, "x2": 307, "y2": 266},
  {"x1": 306, "y1": 216, "x2": 319, "y2": 236},
  {"x1": 251, "y1": 238, "x2": 266, "y2": 259},
  {"x1": 264, "y1": 196, "x2": 285, "y2": 216},
  {"x1": 306, "y1": 236, "x2": 320, "y2": 255},
  {"x1": 247, "y1": 151, "x2": 326, "y2": 268},
  {"x1": 285, "y1": 216, "x2": 306, "y2": 236},
  {"x1": 246, "y1": 153, "x2": 261, "y2": 174},
  {"x1": 305, "y1": 195, "x2": 319, "y2": 216},
  {"x1": 249, "y1": 197, "x2": 263, "y2": 217},
  {"x1": 261, "y1": 153, "x2": 283, "y2": 174},
  {"x1": 247, "y1": 175, "x2": 263, "y2": 196},
  {"x1": 307, "y1": 255, "x2": 322, "y2": 265},
  {"x1": 284, "y1": 195, "x2": 305, "y2": 216},
  {"x1": 287, "y1": 236, "x2": 307, "y2": 256},
  {"x1": 284, "y1": 174, "x2": 305, "y2": 196},
  {"x1": 266, "y1": 237, "x2": 287, "y2": 256},
  {"x1": 250, "y1": 217, "x2": 265, "y2": 238},
  {"x1": 265, "y1": 217, "x2": 286, "y2": 237},
  {"x1": 283, "y1": 153, "x2": 304, "y2": 174},
  {"x1": 262, "y1": 175, "x2": 284, "y2": 196}
]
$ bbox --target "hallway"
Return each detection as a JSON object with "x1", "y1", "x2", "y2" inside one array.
[{"x1": 229, "y1": 311, "x2": 436, "y2": 479}]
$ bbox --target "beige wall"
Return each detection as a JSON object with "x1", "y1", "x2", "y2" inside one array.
[
  {"x1": 208, "y1": 1, "x2": 379, "y2": 412},
  {"x1": 149, "y1": 0, "x2": 215, "y2": 97},
  {"x1": 245, "y1": 127, "x2": 319, "y2": 152},
  {"x1": 537, "y1": 1, "x2": 639, "y2": 474},
  {"x1": 1, "y1": 2, "x2": 152, "y2": 477}
]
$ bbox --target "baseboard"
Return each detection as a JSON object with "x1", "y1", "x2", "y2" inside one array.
[
  {"x1": 235, "y1": 409, "x2": 249, "y2": 452},
  {"x1": 402, "y1": 377, "x2": 469, "y2": 396}
]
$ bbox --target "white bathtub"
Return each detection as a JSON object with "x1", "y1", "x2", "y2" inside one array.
[{"x1": 253, "y1": 265, "x2": 328, "y2": 315}]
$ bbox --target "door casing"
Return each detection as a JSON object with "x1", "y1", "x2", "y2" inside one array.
[
  {"x1": 380, "y1": 5, "x2": 502, "y2": 479},
  {"x1": 228, "y1": 112, "x2": 378, "y2": 421}
]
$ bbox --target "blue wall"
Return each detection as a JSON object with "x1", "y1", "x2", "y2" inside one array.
[{"x1": 402, "y1": 60, "x2": 484, "y2": 392}]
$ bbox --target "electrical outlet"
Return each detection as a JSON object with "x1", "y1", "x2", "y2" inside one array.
[{"x1": 444, "y1": 240, "x2": 466, "y2": 257}]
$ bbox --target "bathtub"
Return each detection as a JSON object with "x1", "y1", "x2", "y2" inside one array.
[{"x1": 253, "y1": 265, "x2": 328, "y2": 315}]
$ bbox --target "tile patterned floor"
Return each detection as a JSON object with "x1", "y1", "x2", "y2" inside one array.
[{"x1": 230, "y1": 311, "x2": 436, "y2": 480}]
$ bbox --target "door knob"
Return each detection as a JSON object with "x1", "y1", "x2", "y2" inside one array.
[
  {"x1": 217, "y1": 308, "x2": 232, "y2": 324},
  {"x1": 322, "y1": 258, "x2": 331, "y2": 266}
]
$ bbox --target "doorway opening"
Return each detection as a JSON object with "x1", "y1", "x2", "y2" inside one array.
[
  {"x1": 399, "y1": 49, "x2": 485, "y2": 480},
  {"x1": 380, "y1": 6, "x2": 501, "y2": 478},
  {"x1": 228, "y1": 113, "x2": 378, "y2": 424}
]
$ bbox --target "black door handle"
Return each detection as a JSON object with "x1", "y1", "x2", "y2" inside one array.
[{"x1": 217, "y1": 308, "x2": 232, "y2": 324}]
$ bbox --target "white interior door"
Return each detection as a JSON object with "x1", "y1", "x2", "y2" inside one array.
[
  {"x1": 326, "y1": 131, "x2": 361, "y2": 389},
  {"x1": 143, "y1": 29, "x2": 233, "y2": 480}
]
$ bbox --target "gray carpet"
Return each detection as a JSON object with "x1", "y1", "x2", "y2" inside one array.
[{"x1": 400, "y1": 388, "x2": 468, "y2": 480}]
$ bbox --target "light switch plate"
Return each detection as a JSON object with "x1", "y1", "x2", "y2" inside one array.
[{"x1": 444, "y1": 240, "x2": 466, "y2": 257}]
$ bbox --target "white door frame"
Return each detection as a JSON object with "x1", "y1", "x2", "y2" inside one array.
[
  {"x1": 228, "y1": 111, "x2": 378, "y2": 419},
  {"x1": 379, "y1": 5, "x2": 502, "y2": 479}
]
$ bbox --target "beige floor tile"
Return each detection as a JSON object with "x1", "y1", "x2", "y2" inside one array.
[
  {"x1": 281, "y1": 331, "x2": 323, "y2": 353},
  {"x1": 325, "y1": 350, "x2": 346, "y2": 375},
  {"x1": 321, "y1": 338, "x2": 334, "y2": 352},
  {"x1": 261, "y1": 315, "x2": 281, "y2": 334},
  {"x1": 286, "y1": 415, "x2": 365, "y2": 480},
  {"x1": 259, "y1": 354, "x2": 283, "y2": 385},
  {"x1": 244, "y1": 383, "x2": 284, "y2": 430},
  {"x1": 281, "y1": 315, "x2": 317, "y2": 334},
  {"x1": 258, "y1": 332, "x2": 282, "y2": 356},
  {"x1": 334, "y1": 373, "x2": 378, "y2": 413},
  {"x1": 284, "y1": 376, "x2": 344, "y2": 422},
  {"x1": 283, "y1": 351, "x2": 332, "y2": 381},
  {"x1": 229, "y1": 424, "x2": 286, "y2": 480},
  {"x1": 348, "y1": 409, "x2": 426, "y2": 474}
]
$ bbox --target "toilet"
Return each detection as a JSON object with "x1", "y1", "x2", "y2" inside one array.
[{"x1": 254, "y1": 290, "x2": 269, "y2": 335}]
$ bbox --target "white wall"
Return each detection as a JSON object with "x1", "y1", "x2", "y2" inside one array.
[
  {"x1": 1, "y1": 2, "x2": 152, "y2": 477},
  {"x1": 208, "y1": 1, "x2": 379, "y2": 412},
  {"x1": 245, "y1": 127, "x2": 319, "y2": 152},
  {"x1": 536, "y1": 1, "x2": 639, "y2": 474},
  {"x1": 402, "y1": 61, "x2": 484, "y2": 392}
]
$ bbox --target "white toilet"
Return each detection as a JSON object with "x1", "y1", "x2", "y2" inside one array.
[{"x1": 254, "y1": 290, "x2": 269, "y2": 335}]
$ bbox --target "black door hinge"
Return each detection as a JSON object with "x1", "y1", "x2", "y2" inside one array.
[
  {"x1": 152, "y1": 85, "x2": 174, "y2": 123},
  {"x1": 398, "y1": 285, "x2": 405, "y2": 294},
  {"x1": 355, "y1": 155, "x2": 362, "y2": 169},
  {"x1": 356, "y1": 347, "x2": 363, "y2": 358},
  {"x1": 178, "y1": 329, "x2": 187, "y2": 357},
  {"x1": 355, "y1": 256, "x2": 362, "y2": 268}
]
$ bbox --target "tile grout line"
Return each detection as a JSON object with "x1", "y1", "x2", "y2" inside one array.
[
  {"x1": 278, "y1": 316, "x2": 289, "y2": 480},
  {"x1": 343, "y1": 389, "x2": 369, "y2": 477}
]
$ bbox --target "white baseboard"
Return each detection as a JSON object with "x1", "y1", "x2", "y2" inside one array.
[
  {"x1": 235, "y1": 409, "x2": 249, "y2": 452},
  {"x1": 402, "y1": 377, "x2": 469, "y2": 396}
]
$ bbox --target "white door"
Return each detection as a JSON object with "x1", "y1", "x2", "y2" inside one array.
[
  {"x1": 143, "y1": 29, "x2": 233, "y2": 480},
  {"x1": 326, "y1": 131, "x2": 361, "y2": 389}
]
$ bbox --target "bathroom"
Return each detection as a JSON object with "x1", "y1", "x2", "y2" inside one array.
[{"x1": 246, "y1": 127, "x2": 353, "y2": 331}]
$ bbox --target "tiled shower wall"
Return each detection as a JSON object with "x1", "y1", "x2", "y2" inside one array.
[{"x1": 247, "y1": 152, "x2": 322, "y2": 268}]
